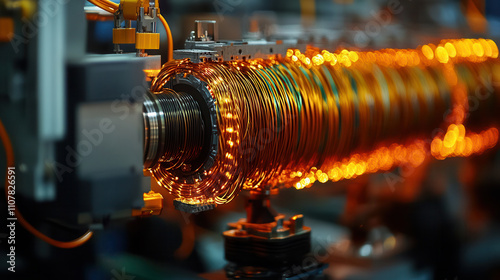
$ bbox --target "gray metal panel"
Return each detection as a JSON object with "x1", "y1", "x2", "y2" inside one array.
[
  {"x1": 174, "y1": 40, "x2": 306, "y2": 62},
  {"x1": 72, "y1": 101, "x2": 144, "y2": 218},
  {"x1": 173, "y1": 49, "x2": 218, "y2": 62},
  {"x1": 68, "y1": 54, "x2": 158, "y2": 102},
  {"x1": 83, "y1": 172, "x2": 144, "y2": 217},
  {"x1": 76, "y1": 101, "x2": 143, "y2": 180}
]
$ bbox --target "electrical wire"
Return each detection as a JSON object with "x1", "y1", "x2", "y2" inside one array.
[
  {"x1": 88, "y1": 0, "x2": 116, "y2": 13},
  {"x1": 98, "y1": 0, "x2": 119, "y2": 9},
  {"x1": 158, "y1": 14, "x2": 174, "y2": 61},
  {"x1": 1, "y1": 0, "x2": 176, "y2": 247},
  {"x1": 149, "y1": 38, "x2": 500, "y2": 205},
  {"x1": 0, "y1": 119, "x2": 93, "y2": 249}
]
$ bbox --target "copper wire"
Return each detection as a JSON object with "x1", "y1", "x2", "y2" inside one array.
[
  {"x1": 148, "y1": 38, "x2": 500, "y2": 205},
  {"x1": 143, "y1": 89, "x2": 205, "y2": 170}
]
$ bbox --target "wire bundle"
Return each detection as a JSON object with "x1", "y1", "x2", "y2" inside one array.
[
  {"x1": 143, "y1": 89, "x2": 205, "y2": 170},
  {"x1": 149, "y1": 39, "x2": 500, "y2": 205}
]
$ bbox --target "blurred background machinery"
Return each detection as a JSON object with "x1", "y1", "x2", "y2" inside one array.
[{"x1": 1, "y1": 0, "x2": 500, "y2": 280}]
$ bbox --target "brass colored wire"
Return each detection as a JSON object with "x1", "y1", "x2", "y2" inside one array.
[
  {"x1": 149, "y1": 38, "x2": 500, "y2": 205},
  {"x1": 153, "y1": 89, "x2": 204, "y2": 170}
]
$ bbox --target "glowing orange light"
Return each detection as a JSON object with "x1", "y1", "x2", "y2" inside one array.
[
  {"x1": 312, "y1": 54, "x2": 325, "y2": 66},
  {"x1": 422, "y1": 45, "x2": 434, "y2": 60},
  {"x1": 324, "y1": 52, "x2": 334, "y2": 62},
  {"x1": 318, "y1": 172, "x2": 328, "y2": 183},
  {"x1": 479, "y1": 39, "x2": 492, "y2": 57},
  {"x1": 348, "y1": 51, "x2": 359, "y2": 63},
  {"x1": 180, "y1": 41, "x2": 499, "y2": 197},
  {"x1": 472, "y1": 42, "x2": 484, "y2": 57},
  {"x1": 443, "y1": 124, "x2": 459, "y2": 148},
  {"x1": 280, "y1": 41, "x2": 500, "y2": 190},
  {"x1": 143, "y1": 69, "x2": 161, "y2": 78},
  {"x1": 410, "y1": 148, "x2": 425, "y2": 167},
  {"x1": 396, "y1": 51, "x2": 408, "y2": 67},
  {"x1": 430, "y1": 124, "x2": 498, "y2": 161},
  {"x1": 435, "y1": 46, "x2": 449, "y2": 63},
  {"x1": 487, "y1": 39, "x2": 499, "y2": 58},
  {"x1": 455, "y1": 40, "x2": 465, "y2": 57},
  {"x1": 444, "y1": 42, "x2": 457, "y2": 58}
]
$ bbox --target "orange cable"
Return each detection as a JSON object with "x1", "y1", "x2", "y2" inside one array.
[
  {"x1": 0, "y1": 119, "x2": 93, "y2": 249},
  {"x1": 158, "y1": 14, "x2": 174, "y2": 61}
]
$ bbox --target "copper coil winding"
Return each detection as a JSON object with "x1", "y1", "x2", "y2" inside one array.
[
  {"x1": 146, "y1": 38, "x2": 500, "y2": 205},
  {"x1": 143, "y1": 89, "x2": 204, "y2": 170}
]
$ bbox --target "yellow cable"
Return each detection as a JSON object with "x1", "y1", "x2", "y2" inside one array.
[
  {"x1": 158, "y1": 14, "x2": 174, "y2": 61},
  {"x1": 88, "y1": 0, "x2": 116, "y2": 13},
  {"x1": 98, "y1": 0, "x2": 119, "y2": 10},
  {"x1": 0, "y1": 119, "x2": 93, "y2": 249}
]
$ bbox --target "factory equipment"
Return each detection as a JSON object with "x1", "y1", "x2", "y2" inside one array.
[
  {"x1": 147, "y1": 39, "x2": 500, "y2": 208},
  {"x1": 1, "y1": 0, "x2": 500, "y2": 279},
  {"x1": 143, "y1": 38, "x2": 500, "y2": 279}
]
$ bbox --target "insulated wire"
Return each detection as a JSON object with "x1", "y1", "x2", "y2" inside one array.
[
  {"x1": 158, "y1": 14, "x2": 174, "y2": 61},
  {"x1": 88, "y1": 0, "x2": 115, "y2": 13},
  {"x1": 150, "y1": 39, "x2": 500, "y2": 205}
]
